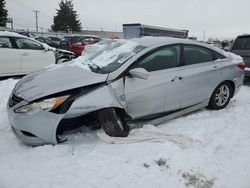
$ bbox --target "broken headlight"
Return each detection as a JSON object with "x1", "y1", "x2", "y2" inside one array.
[{"x1": 15, "y1": 96, "x2": 69, "y2": 115}]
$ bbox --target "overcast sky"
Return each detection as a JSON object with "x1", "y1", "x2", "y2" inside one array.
[{"x1": 5, "y1": 0, "x2": 250, "y2": 40}]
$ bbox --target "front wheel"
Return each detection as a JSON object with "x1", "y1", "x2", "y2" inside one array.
[
  {"x1": 99, "y1": 108, "x2": 129, "y2": 137},
  {"x1": 208, "y1": 82, "x2": 233, "y2": 110}
]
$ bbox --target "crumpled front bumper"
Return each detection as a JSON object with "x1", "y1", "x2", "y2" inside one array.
[{"x1": 7, "y1": 105, "x2": 64, "y2": 146}]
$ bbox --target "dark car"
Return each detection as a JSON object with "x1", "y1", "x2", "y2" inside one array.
[
  {"x1": 47, "y1": 36, "x2": 62, "y2": 45},
  {"x1": 35, "y1": 37, "x2": 59, "y2": 48},
  {"x1": 231, "y1": 34, "x2": 250, "y2": 77},
  {"x1": 18, "y1": 31, "x2": 36, "y2": 38},
  {"x1": 59, "y1": 35, "x2": 101, "y2": 56},
  {"x1": 59, "y1": 36, "x2": 73, "y2": 50}
]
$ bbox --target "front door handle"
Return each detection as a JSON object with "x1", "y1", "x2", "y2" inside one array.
[{"x1": 22, "y1": 52, "x2": 29, "y2": 56}]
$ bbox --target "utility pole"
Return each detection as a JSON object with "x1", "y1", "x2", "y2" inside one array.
[
  {"x1": 33, "y1": 10, "x2": 40, "y2": 32},
  {"x1": 203, "y1": 31, "x2": 206, "y2": 42},
  {"x1": 7, "y1": 18, "x2": 13, "y2": 30}
]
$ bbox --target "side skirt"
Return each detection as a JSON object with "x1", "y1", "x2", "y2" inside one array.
[{"x1": 128, "y1": 99, "x2": 209, "y2": 129}]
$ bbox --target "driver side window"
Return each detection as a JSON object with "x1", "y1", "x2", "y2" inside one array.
[
  {"x1": 136, "y1": 45, "x2": 181, "y2": 72},
  {"x1": 14, "y1": 38, "x2": 43, "y2": 50}
]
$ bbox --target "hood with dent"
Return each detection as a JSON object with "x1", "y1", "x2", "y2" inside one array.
[{"x1": 13, "y1": 63, "x2": 108, "y2": 102}]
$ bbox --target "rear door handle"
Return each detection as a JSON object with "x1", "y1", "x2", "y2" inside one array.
[
  {"x1": 213, "y1": 65, "x2": 221, "y2": 71},
  {"x1": 213, "y1": 65, "x2": 220, "y2": 69},
  {"x1": 171, "y1": 76, "x2": 183, "y2": 82}
]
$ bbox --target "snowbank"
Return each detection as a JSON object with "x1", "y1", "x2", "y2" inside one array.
[{"x1": 0, "y1": 79, "x2": 250, "y2": 188}]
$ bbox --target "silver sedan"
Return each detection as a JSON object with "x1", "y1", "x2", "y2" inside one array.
[{"x1": 7, "y1": 37, "x2": 245, "y2": 146}]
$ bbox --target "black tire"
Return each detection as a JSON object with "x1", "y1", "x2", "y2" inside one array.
[
  {"x1": 208, "y1": 82, "x2": 233, "y2": 110},
  {"x1": 99, "y1": 108, "x2": 129, "y2": 137}
]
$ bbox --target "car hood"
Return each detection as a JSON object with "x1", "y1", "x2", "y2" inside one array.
[{"x1": 13, "y1": 62, "x2": 108, "y2": 102}]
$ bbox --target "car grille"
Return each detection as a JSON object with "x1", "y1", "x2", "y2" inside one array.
[{"x1": 9, "y1": 94, "x2": 24, "y2": 107}]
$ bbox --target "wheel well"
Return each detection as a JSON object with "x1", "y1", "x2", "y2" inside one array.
[
  {"x1": 101, "y1": 107, "x2": 131, "y2": 121},
  {"x1": 224, "y1": 80, "x2": 235, "y2": 98}
]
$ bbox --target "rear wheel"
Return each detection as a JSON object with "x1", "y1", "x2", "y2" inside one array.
[
  {"x1": 209, "y1": 82, "x2": 233, "y2": 110},
  {"x1": 99, "y1": 108, "x2": 129, "y2": 137}
]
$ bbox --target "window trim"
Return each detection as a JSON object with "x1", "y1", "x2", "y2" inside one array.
[
  {"x1": 181, "y1": 44, "x2": 224, "y2": 66},
  {"x1": 12, "y1": 37, "x2": 44, "y2": 50},
  {"x1": 130, "y1": 44, "x2": 183, "y2": 72},
  {"x1": 122, "y1": 43, "x2": 226, "y2": 79}
]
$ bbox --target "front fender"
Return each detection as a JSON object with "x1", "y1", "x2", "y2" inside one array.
[{"x1": 64, "y1": 80, "x2": 125, "y2": 118}]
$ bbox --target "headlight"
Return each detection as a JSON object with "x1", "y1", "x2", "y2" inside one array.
[{"x1": 15, "y1": 96, "x2": 69, "y2": 114}]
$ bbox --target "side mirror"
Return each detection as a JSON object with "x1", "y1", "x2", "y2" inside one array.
[{"x1": 129, "y1": 68, "x2": 149, "y2": 80}]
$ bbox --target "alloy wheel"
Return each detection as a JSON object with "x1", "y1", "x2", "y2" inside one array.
[{"x1": 215, "y1": 85, "x2": 230, "y2": 107}]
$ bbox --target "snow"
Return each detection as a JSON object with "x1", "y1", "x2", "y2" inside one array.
[
  {"x1": 1, "y1": 78, "x2": 250, "y2": 188},
  {"x1": 245, "y1": 67, "x2": 250, "y2": 71},
  {"x1": 90, "y1": 40, "x2": 139, "y2": 67},
  {"x1": 0, "y1": 31, "x2": 24, "y2": 37}
]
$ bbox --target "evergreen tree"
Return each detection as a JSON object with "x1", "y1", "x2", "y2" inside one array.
[
  {"x1": 51, "y1": 0, "x2": 81, "y2": 33},
  {"x1": 0, "y1": 0, "x2": 8, "y2": 27}
]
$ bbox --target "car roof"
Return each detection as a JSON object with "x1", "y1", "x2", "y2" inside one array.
[
  {"x1": 130, "y1": 36, "x2": 225, "y2": 53},
  {"x1": 131, "y1": 36, "x2": 205, "y2": 47},
  {"x1": 0, "y1": 31, "x2": 26, "y2": 38},
  {"x1": 236, "y1": 34, "x2": 250, "y2": 38}
]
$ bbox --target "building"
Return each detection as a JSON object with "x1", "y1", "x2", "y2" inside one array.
[{"x1": 123, "y1": 23, "x2": 188, "y2": 39}]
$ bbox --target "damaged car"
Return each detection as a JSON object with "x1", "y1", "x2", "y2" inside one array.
[{"x1": 7, "y1": 37, "x2": 245, "y2": 146}]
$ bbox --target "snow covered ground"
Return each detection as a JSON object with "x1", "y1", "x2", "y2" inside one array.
[{"x1": 0, "y1": 78, "x2": 250, "y2": 188}]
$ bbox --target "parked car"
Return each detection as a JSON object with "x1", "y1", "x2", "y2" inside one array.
[
  {"x1": 58, "y1": 36, "x2": 73, "y2": 50},
  {"x1": 224, "y1": 43, "x2": 232, "y2": 52},
  {"x1": 230, "y1": 34, "x2": 250, "y2": 77},
  {"x1": 81, "y1": 39, "x2": 113, "y2": 57},
  {"x1": 207, "y1": 40, "x2": 223, "y2": 49},
  {"x1": 0, "y1": 31, "x2": 75, "y2": 77},
  {"x1": 18, "y1": 31, "x2": 36, "y2": 38},
  {"x1": 35, "y1": 37, "x2": 59, "y2": 48},
  {"x1": 47, "y1": 36, "x2": 62, "y2": 45},
  {"x1": 7, "y1": 37, "x2": 244, "y2": 146},
  {"x1": 59, "y1": 35, "x2": 101, "y2": 56}
]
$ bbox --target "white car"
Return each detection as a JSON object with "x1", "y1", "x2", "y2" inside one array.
[{"x1": 0, "y1": 31, "x2": 74, "y2": 77}]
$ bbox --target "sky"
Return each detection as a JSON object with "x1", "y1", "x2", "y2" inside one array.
[{"x1": 5, "y1": 0, "x2": 250, "y2": 40}]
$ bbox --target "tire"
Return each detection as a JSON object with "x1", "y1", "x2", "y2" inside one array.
[
  {"x1": 99, "y1": 108, "x2": 129, "y2": 137},
  {"x1": 57, "y1": 57, "x2": 70, "y2": 64},
  {"x1": 208, "y1": 82, "x2": 233, "y2": 110}
]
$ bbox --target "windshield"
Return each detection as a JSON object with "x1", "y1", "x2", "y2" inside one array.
[{"x1": 81, "y1": 40, "x2": 146, "y2": 74}]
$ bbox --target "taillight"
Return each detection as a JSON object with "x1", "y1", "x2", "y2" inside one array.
[{"x1": 237, "y1": 63, "x2": 246, "y2": 70}]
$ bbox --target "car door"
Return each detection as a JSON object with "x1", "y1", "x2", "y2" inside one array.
[
  {"x1": 13, "y1": 37, "x2": 55, "y2": 73},
  {"x1": 0, "y1": 37, "x2": 20, "y2": 76},
  {"x1": 124, "y1": 45, "x2": 182, "y2": 119},
  {"x1": 180, "y1": 45, "x2": 223, "y2": 108}
]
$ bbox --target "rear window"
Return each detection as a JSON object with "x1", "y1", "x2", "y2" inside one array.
[
  {"x1": 184, "y1": 45, "x2": 213, "y2": 65},
  {"x1": 232, "y1": 36, "x2": 250, "y2": 50},
  {"x1": 213, "y1": 51, "x2": 226, "y2": 60}
]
